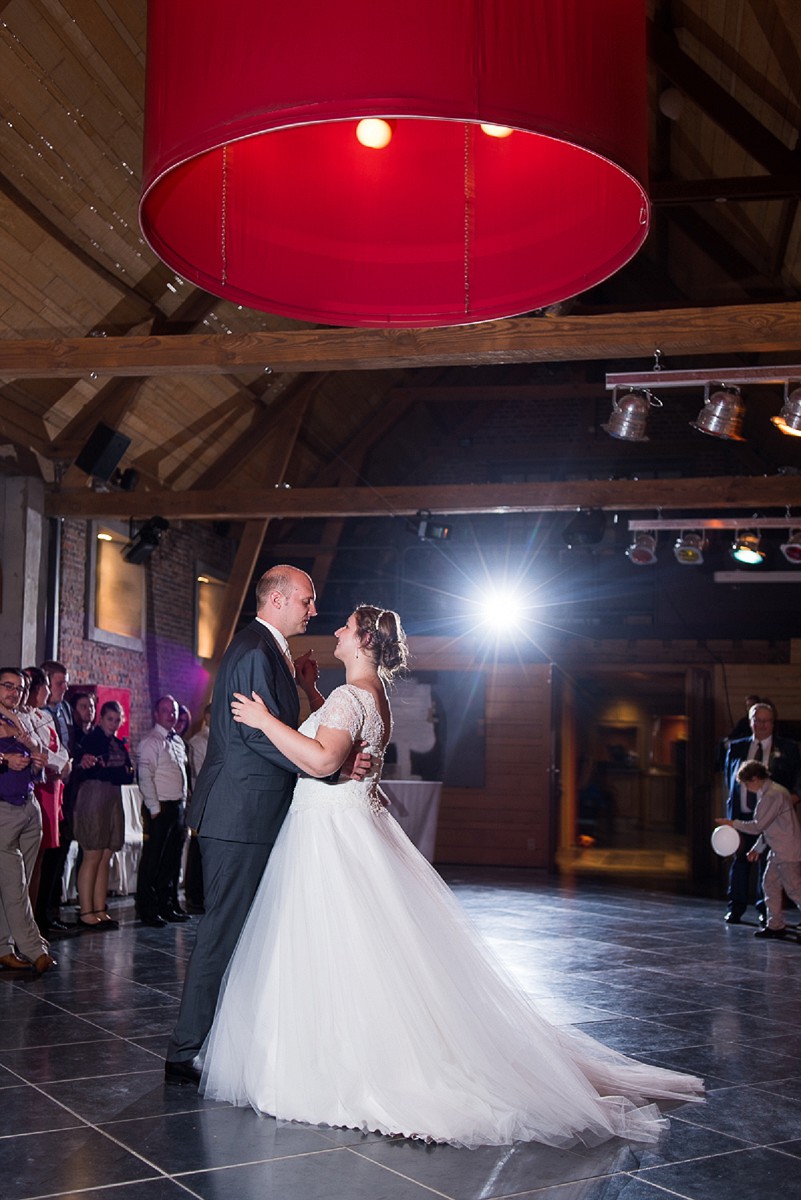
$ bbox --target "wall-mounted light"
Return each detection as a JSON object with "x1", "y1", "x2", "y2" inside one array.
[
  {"x1": 626, "y1": 532, "x2": 657, "y2": 565},
  {"x1": 673, "y1": 532, "x2": 707, "y2": 565},
  {"x1": 771, "y1": 384, "x2": 801, "y2": 438},
  {"x1": 780, "y1": 530, "x2": 801, "y2": 564},
  {"x1": 730, "y1": 531, "x2": 764, "y2": 565},
  {"x1": 691, "y1": 384, "x2": 745, "y2": 441},
  {"x1": 122, "y1": 516, "x2": 170, "y2": 565}
]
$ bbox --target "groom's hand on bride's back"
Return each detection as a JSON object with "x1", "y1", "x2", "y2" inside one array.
[{"x1": 340, "y1": 740, "x2": 372, "y2": 781}]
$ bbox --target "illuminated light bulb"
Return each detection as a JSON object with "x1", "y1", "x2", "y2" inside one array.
[
  {"x1": 780, "y1": 530, "x2": 801, "y2": 564},
  {"x1": 480, "y1": 123, "x2": 513, "y2": 138},
  {"x1": 355, "y1": 118, "x2": 393, "y2": 149},
  {"x1": 771, "y1": 386, "x2": 801, "y2": 437},
  {"x1": 626, "y1": 532, "x2": 657, "y2": 566},
  {"x1": 730, "y1": 532, "x2": 764, "y2": 566},
  {"x1": 97, "y1": 532, "x2": 113, "y2": 542}
]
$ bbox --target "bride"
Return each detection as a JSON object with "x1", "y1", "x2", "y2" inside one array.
[{"x1": 200, "y1": 604, "x2": 703, "y2": 1148}]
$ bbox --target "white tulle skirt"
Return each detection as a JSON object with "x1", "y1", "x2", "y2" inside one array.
[{"x1": 200, "y1": 780, "x2": 703, "y2": 1148}]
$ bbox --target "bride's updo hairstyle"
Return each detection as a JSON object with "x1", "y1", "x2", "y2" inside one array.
[{"x1": 353, "y1": 605, "x2": 408, "y2": 683}]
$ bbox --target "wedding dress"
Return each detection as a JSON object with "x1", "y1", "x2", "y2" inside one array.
[{"x1": 200, "y1": 684, "x2": 703, "y2": 1147}]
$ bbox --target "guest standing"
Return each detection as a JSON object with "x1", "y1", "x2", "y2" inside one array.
[
  {"x1": 0, "y1": 667, "x2": 54, "y2": 973},
  {"x1": 135, "y1": 696, "x2": 189, "y2": 927},
  {"x1": 23, "y1": 668, "x2": 69, "y2": 931},
  {"x1": 72, "y1": 700, "x2": 133, "y2": 930}
]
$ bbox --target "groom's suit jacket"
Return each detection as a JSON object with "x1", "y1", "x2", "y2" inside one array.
[{"x1": 188, "y1": 619, "x2": 300, "y2": 844}]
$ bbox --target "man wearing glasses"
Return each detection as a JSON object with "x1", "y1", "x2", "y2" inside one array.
[{"x1": 0, "y1": 668, "x2": 55, "y2": 974}]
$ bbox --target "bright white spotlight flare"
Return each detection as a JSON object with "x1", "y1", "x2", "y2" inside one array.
[{"x1": 471, "y1": 585, "x2": 536, "y2": 634}]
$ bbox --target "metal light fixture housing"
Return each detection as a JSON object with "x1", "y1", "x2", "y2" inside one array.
[
  {"x1": 626, "y1": 531, "x2": 657, "y2": 566},
  {"x1": 122, "y1": 516, "x2": 171, "y2": 565},
  {"x1": 673, "y1": 531, "x2": 707, "y2": 565},
  {"x1": 730, "y1": 530, "x2": 764, "y2": 566},
  {"x1": 690, "y1": 384, "x2": 746, "y2": 441},
  {"x1": 771, "y1": 385, "x2": 801, "y2": 438},
  {"x1": 780, "y1": 529, "x2": 801, "y2": 564},
  {"x1": 602, "y1": 388, "x2": 656, "y2": 441}
]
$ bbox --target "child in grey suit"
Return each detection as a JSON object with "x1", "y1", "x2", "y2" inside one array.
[{"x1": 718, "y1": 759, "x2": 801, "y2": 940}]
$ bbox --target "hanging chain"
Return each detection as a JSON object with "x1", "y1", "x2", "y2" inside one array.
[
  {"x1": 221, "y1": 144, "x2": 228, "y2": 286},
  {"x1": 463, "y1": 124, "x2": 473, "y2": 316}
]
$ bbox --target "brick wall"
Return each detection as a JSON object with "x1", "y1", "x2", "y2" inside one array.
[{"x1": 57, "y1": 518, "x2": 234, "y2": 745}]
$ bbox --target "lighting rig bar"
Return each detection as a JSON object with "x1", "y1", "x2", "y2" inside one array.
[
  {"x1": 628, "y1": 518, "x2": 800, "y2": 531},
  {"x1": 606, "y1": 366, "x2": 801, "y2": 390}
]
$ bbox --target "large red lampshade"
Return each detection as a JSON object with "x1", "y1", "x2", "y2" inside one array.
[{"x1": 140, "y1": 0, "x2": 650, "y2": 328}]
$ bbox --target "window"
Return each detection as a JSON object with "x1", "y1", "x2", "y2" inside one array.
[
  {"x1": 196, "y1": 568, "x2": 227, "y2": 659},
  {"x1": 86, "y1": 523, "x2": 146, "y2": 650}
]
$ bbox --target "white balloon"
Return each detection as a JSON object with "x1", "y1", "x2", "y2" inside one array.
[{"x1": 711, "y1": 825, "x2": 741, "y2": 856}]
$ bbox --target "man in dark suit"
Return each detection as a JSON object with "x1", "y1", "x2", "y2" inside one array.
[
  {"x1": 723, "y1": 700, "x2": 801, "y2": 925},
  {"x1": 165, "y1": 565, "x2": 334, "y2": 1083}
]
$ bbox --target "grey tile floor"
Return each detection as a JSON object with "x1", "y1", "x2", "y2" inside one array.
[{"x1": 2, "y1": 868, "x2": 801, "y2": 1200}]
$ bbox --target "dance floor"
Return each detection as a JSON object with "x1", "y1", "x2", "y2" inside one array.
[{"x1": 3, "y1": 867, "x2": 801, "y2": 1200}]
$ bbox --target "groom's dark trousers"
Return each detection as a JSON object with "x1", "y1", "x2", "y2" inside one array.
[{"x1": 166, "y1": 620, "x2": 299, "y2": 1066}]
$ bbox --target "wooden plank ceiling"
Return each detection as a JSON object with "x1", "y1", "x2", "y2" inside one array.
[{"x1": 1, "y1": 0, "x2": 801, "y2": 536}]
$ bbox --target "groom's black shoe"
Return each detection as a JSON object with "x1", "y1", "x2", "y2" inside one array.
[{"x1": 164, "y1": 1059, "x2": 201, "y2": 1086}]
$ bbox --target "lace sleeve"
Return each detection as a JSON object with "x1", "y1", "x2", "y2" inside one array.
[{"x1": 316, "y1": 686, "x2": 364, "y2": 740}]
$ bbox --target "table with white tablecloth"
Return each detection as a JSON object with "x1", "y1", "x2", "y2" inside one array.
[{"x1": 380, "y1": 780, "x2": 442, "y2": 862}]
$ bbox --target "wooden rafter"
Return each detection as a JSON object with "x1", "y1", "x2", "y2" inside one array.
[
  {"x1": 2, "y1": 303, "x2": 801, "y2": 379},
  {"x1": 652, "y1": 176, "x2": 801, "y2": 205},
  {"x1": 44, "y1": 475, "x2": 801, "y2": 521}
]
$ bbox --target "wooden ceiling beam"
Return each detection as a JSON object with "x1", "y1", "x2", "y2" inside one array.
[
  {"x1": 4, "y1": 303, "x2": 801, "y2": 379},
  {"x1": 44, "y1": 475, "x2": 801, "y2": 521},
  {"x1": 652, "y1": 175, "x2": 801, "y2": 205}
]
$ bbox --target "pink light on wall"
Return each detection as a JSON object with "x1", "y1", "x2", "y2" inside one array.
[{"x1": 140, "y1": 0, "x2": 649, "y2": 328}]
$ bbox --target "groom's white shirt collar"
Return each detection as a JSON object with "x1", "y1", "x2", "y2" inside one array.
[{"x1": 255, "y1": 616, "x2": 291, "y2": 657}]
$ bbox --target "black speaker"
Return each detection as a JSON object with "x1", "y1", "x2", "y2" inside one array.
[{"x1": 74, "y1": 423, "x2": 132, "y2": 481}]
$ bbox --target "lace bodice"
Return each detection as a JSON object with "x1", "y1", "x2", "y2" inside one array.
[{"x1": 295, "y1": 684, "x2": 389, "y2": 813}]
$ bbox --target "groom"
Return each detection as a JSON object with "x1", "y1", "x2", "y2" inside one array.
[{"x1": 165, "y1": 565, "x2": 345, "y2": 1083}]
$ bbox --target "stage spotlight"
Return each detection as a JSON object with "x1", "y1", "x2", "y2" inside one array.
[
  {"x1": 626, "y1": 532, "x2": 657, "y2": 566},
  {"x1": 562, "y1": 509, "x2": 606, "y2": 548},
  {"x1": 470, "y1": 583, "x2": 534, "y2": 635},
  {"x1": 730, "y1": 531, "x2": 764, "y2": 565},
  {"x1": 602, "y1": 388, "x2": 654, "y2": 441},
  {"x1": 780, "y1": 529, "x2": 801, "y2": 563},
  {"x1": 771, "y1": 385, "x2": 801, "y2": 437},
  {"x1": 413, "y1": 510, "x2": 451, "y2": 541},
  {"x1": 673, "y1": 532, "x2": 707, "y2": 565},
  {"x1": 690, "y1": 384, "x2": 746, "y2": 441},
  {"x1": 122, "y1": 516, "x2": 170, "y2": 564}
]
